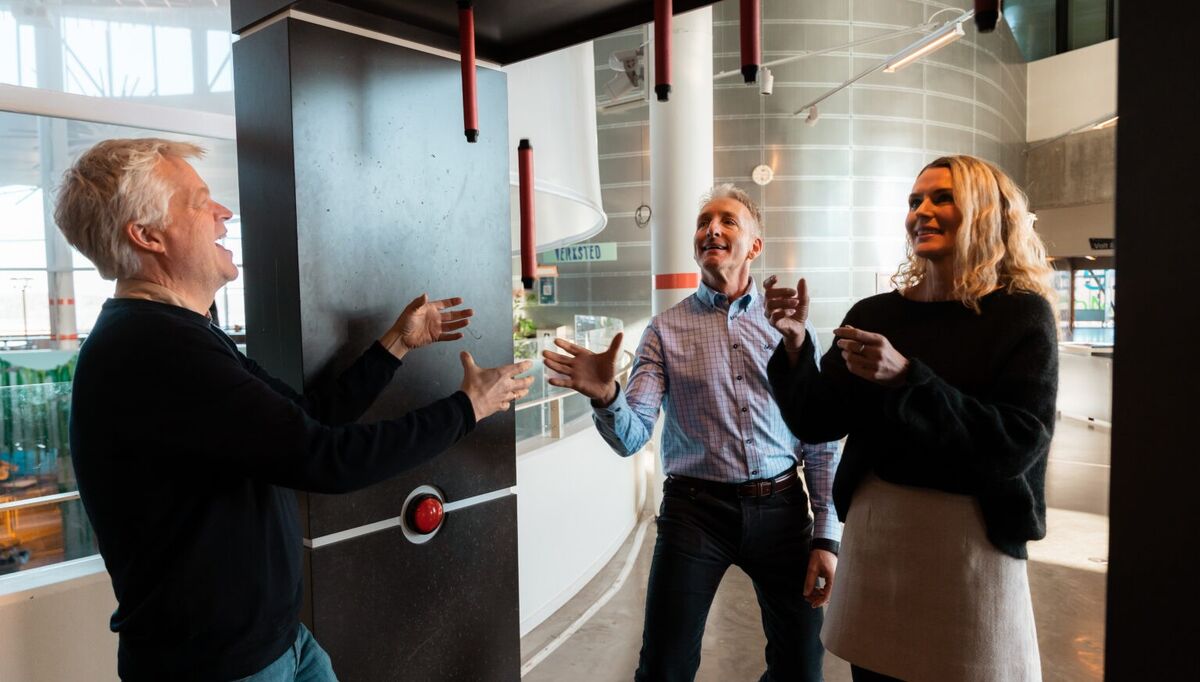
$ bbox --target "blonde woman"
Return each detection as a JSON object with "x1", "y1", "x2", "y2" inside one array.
[{"x1": 763, "y1": 155, "x2": 1057, "y2": 681}]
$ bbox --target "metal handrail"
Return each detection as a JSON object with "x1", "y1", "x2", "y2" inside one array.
[
  {"x1": 0, "y1": 491, "x2": 80, "y2": 513},
  {"x1": 515, "y1": 349, "x2": 634, "y2": 413},
  {"x1": 0, "y1": 350, "x2": 634, "y2": 512}
]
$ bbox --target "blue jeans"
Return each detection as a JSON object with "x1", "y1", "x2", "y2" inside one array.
[
  {"x1": 236, "y1": 624, "x2": 337, "y2": 682},
  {"x1": 634, "y1": 479, "x2": 824, "y2": 681}
]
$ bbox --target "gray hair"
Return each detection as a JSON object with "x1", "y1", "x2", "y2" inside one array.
[
  {"x1": 700, "y1": 183, "x2": 763, "y2": 236},
  {"x1": 54, "y1": 138, "x2": 205, "y2": 280}
]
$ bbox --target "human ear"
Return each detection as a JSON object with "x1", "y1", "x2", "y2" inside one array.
[
  {"x1": 124, "y1": 221, "x2": 167, "y2": 254},
  {"x1": 747, "y1": 236, "x2": 764, "y2": 261}
]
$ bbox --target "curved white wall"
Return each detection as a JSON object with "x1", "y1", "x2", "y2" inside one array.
[
  {"x1": 516, "y1": 426, "x2": 642, "y2": 636},
  {"x1": 0, "y1": 569, "x2": 117, "y2": 682}
]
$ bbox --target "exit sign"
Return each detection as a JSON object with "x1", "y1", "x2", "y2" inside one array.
[{"x1": 1089, "y1": 238, "x2": 1114, "y2": 250}]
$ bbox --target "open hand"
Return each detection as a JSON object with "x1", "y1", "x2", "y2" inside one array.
[
  {"x1": 380, "y1": 294, "x2": 474, "y2": 359},
  {"x1": 459, "y1": 352, "x2": 534, "y2": 422},
  {"x1": 541, "y1": 333, "x2": 624, "y2": 405},
  {"x1": 834, "y1": 325, "x2": 910, "y2": 386},
  {"x1": 763, "y1": 275, "x2": 808, "y2": 352}
]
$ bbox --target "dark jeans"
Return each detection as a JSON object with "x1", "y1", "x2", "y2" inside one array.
[{"x1": 634, "y1": 477, "x2": 824, "y2": 682}]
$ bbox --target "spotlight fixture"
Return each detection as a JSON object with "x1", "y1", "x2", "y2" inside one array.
[
  {"x1": 883, "y1": 21, "x2": 966, "y2": 73},
  {"x1": 804, "y1": 106, "x2": 819, "y2": 126},
  {"x1": 603, "y1": 46, "x2": 644, "y2": 101},
  {"x1": 758, "y1": 67, "x2": 774, "y2": 96}
]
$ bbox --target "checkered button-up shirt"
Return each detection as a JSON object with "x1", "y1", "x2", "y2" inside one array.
[{"x1": 593, "y1": 279, "x2": 842, "y2": 545}]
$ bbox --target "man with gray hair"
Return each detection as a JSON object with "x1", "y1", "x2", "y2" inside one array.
[
  {"x1": 544, "y1": 184, "x2": 841, "y2": 681},
  {"x1": 56, "y1": 138, "x2": 532, "y2": 681}
]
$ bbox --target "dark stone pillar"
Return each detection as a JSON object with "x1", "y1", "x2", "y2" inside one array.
[
  {"x1": 1106, "y1": 4, "x2": 1200, "y2": 678},
  {"x1": 233, "y1": 16, "x2": 518, "y2": 680}
]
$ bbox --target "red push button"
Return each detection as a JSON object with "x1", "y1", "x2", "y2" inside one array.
[{"x1": 408, "y1": 495, "x2": 444, "y2": 535}]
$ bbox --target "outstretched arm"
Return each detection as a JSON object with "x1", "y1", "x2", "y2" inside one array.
[
  {"x1": 543, "y1": 327, "x2": 666, "y2": 457},
  {"x1": 241, "y1": 293, "x2": 474, "y2": 425}
]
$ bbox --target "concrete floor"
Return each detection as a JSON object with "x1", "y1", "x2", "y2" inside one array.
[{"x1": 520, "y1": 417, "x2": 1109, "y2": 681}]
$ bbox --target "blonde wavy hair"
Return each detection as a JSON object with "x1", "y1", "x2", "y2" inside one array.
[{"x1": 892, "y1": 155, "x2": 1055, "y2": 312}]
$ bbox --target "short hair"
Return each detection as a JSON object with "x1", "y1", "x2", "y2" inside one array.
[
  {"x1": 701, "y1": 183, "x2": 763, "y2": 236},
  {"x1": 54, "y1": 138, "x2": 205, "y2": 280}
]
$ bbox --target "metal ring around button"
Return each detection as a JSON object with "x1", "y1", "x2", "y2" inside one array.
[{"x1": 401, "y1": 484, "x2": 446, "y2": 545}]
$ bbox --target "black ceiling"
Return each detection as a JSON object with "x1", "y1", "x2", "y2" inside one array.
[{"x1": 233, "y1": 0, "x2": 717, "y2": 64}]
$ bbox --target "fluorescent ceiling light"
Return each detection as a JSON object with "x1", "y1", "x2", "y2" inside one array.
[
  {"x1": 1092, "y1": 115, "x2": 1119, "y2": 130},
  {"x1": 883, "y1": 21, "x2": 966, "y2": 73},
  {"x1": 791, "y1": 9, "x2": 973, "y2": 120}
]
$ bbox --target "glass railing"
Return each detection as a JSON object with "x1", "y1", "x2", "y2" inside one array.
[
  {"x1": 0, "y1": 315, "x2": 633, "y2": 577},
  {"x1": 514, "y1": 315, "x2": 630, "y2": 444},
  {"x1": 0, "y1": 381, "x2": 97, "y2": 576}
]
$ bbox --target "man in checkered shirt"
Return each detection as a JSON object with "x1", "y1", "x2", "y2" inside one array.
[{"x1": 543, "y1": 184, "x2": 841, "y2": 681}]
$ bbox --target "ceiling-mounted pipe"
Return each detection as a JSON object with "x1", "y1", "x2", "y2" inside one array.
[
  {"x1": 457, "y1": 0, "x2": 479, "y2": 142},
  {"x1": 518, "y1": 139, "x2": 536, "y2": 290},
  {"x1": 975, "y1": 0, "x2": 1000, "y2": 32},
  {"x1": 740, "y1": 0, "x2": 760, "y2": 84},
  {"x1": 653, "y1": 0, "x2": 671, "y2": 101}
]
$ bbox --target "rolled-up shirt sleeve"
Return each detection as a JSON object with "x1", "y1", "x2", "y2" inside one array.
[{"x1": 592, "y1": 324, "x2": 667, "y2": 457}]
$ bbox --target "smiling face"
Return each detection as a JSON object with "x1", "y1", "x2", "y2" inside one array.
[
  {"x1": 693, "y1": 196, "x2": 762, "y2": 289},
  {"x1": 157, "y1": 156, "x2": 237, "y2": 294},
  {"x1": 906, "y1": 166, "x2": 963, "y2": 263}
]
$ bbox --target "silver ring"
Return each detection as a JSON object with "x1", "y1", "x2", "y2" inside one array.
[{"x1": 857, "y1": 342, "x2": 866, "y2": 354}]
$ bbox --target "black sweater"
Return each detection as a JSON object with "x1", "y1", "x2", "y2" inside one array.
[
  {"x1": 70, "y1": 299, "x2": 475, "y2": 681},
  {"x1": 767, "y1": 290, "x2": 1058, "y2": 559}
]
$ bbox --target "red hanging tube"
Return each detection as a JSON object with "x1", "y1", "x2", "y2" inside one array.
[
  {"x1": 740, "y1": 0, "x2": 760, "y2": 84},
  {"x1": 518, "y1": 139, "x2": 536, "y2": 290},
  {"x1": 653, "y1": 0, "x2": 671, "y2": 102},
  {"x1": 458, "y1": 1, "x2": 479, "y2": 142}
]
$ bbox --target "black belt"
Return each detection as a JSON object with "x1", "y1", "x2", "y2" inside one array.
[{"x1": 667, "y1": 467, "x2": 798, "y2": 498}]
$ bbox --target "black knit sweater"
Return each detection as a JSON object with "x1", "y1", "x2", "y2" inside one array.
[
  {"x1": 71, "y1": 299, "x2": 476, "y2": 681},
  {"x1": 767, "y1": 289, "x2": 1058, "y2": 559}
]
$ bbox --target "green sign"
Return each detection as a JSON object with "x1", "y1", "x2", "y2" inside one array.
[{"x1": 540, "y1": 242, "x2": 617, "y2": 264}]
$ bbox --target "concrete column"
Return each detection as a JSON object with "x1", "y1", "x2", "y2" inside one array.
[
  {"x1": 645, "y1": 6, "x2": 712, "y2": 507},
  {"x1": 648, "y1": 6, "x2": 713, "y2": 315},
  {"x1": 33, "y1": 14, "x2": 79, "y2": 351}
]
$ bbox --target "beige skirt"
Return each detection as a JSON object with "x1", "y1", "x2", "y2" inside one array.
[{"x1": 822, "y1": 475, "x2": 1041, "y2": 682}]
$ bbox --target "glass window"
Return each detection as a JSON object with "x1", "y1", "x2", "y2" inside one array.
[
  {"x1": 207, "y1": 30, "x2": 234, "y2": 93},
  {"x1": 0, "y1": 0, "x2": 235, "y2": 114},
  {"x1": 0, "y1": 11, "x2": 19, "y2": 85},
  {"x1": 154, "y1": 26, "x2": 194, "y2": 96},
  {"x1": 0, "y1": 0, "x2": 240, "y2": 579},
  {"x1": 19, "y1": 24, "x2": 37, "y2": 86},
  {"x1": 1071, "y1": 267, "x2": 1115, "y2": 343},
  {"x1": 71, "y1": 269, "x2": 111, "y2": 336},
  {"x1": 0, "y1": 380, "x2": 98, "y2": 575},
  {"x1": 109, "y1": 22, "x2": 156, "y2": 98},
  {"x1": 1051, "y1": 268, "x2": 1072, "y2": 335},
  {"x1": 1069, "y1": 0, "x2": 1109, "y2": 51},
  {"x1": 62, "y1": 17, "x2": 110, "y2": 97},
  {"x1": 0, "y1": 272, "x2": 51, "y2": 340}
]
